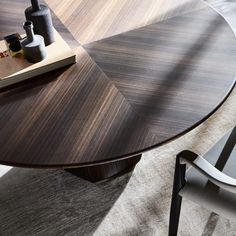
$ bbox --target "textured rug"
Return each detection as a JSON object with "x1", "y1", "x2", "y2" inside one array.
[{"x1": 0, "y1": 1, "x2": 236, "y2": 235}]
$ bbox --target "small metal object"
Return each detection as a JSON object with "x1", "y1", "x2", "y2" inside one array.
[{"x1": 4, "y1": 33, "x2": 23, "y2": 57}]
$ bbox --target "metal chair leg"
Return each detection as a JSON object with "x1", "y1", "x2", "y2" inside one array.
[{"x1": 169, "y1": 154, "x2": 186, "y2": 236}]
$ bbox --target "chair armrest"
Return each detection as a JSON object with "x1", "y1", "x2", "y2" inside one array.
[{"x1": 179, "y1": 150, "x2": 236, "y2": 194}]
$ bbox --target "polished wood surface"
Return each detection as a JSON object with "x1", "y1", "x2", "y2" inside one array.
[
  {"x1": 46, "y1": 0, "x2": 204, "y2": 44},
  {"x1": 0, "y1": 0, "x2": 235, "y2": 168},
  {"x1": 84, "y1": 6, "x2": 236, "y2": 129},
  {"x1": 67, "y1": 154, "x2": 142, "y2": 182}
]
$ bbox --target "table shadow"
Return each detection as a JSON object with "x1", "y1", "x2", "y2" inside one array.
[{"x1": 0, "y1": 168, "x2": 132, "y2": 235}]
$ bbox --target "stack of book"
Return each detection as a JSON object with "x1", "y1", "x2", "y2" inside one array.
[{"x1": 0, "y1": 29, "x2": 76, "y2": 89}]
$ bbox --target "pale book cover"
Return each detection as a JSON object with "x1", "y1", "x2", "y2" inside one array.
[{"x1": 0, "y1": 29, "x2": 76, "y2": 88}]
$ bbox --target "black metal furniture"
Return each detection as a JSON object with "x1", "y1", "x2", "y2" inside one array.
[{"x1": 169, "y1": 126, "x2": 236, "y2": 235}]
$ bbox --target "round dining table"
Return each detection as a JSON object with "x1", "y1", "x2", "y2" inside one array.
[{"x1": 0, "y1": 0, "x2": 235, "y2": 181}]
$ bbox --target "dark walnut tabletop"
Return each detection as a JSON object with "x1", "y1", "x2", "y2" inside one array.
[{"x1": 0, "y1": 0, "x2": 236, "y2": 180}]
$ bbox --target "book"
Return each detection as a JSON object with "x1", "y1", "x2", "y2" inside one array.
[{"x1": 0, "y1": 29, "x2": 76, "y2": 88}]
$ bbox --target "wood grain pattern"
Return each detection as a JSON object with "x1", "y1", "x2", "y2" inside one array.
[
  {"x1": 46, "y1": 0, "x2": 205, "y2": 44},
  {"x1": 0, "y1": 0, "x2": 235, "y2": 168},
  {"x1": 84, "y1": 6, "x2": 236, "y2": 130},
  {"x1": 0, "y1": 47, "x2": 149, "y2": 166},
  {"x1": 67, "y1": 154, "x2": 142, "y2": 182}
]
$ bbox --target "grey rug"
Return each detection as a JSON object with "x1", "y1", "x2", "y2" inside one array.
[{"x1": 0, "y1": 1, "x2": 236, "y2": 235}]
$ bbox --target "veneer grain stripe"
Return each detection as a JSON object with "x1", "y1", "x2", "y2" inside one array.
[
  {"x1": 0, "y1": 0, "x2": 235, "y2": 168},
  {"x1": 84, "y1": 6, "x2": 236, "y2": 128},
  {"x1": 46, "y1": 0, "x2": 205, "y2": 44}
]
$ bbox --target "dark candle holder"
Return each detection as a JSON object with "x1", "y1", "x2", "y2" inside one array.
[{"x1": 25, "y1": 0, "x2": 55, "y2": 46}]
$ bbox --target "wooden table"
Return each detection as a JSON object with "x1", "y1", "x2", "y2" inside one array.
[{"x1": 0, "y1": 0, "x2": 236, "y2": 181}]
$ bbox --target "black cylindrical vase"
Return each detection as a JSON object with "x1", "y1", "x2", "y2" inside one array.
[{"x1": 25, "y1": 0, "x2": 55, "y2": 46}]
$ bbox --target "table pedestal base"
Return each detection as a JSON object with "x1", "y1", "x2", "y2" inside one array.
[{"x1": 66, "y1": 154, "x2": 142, "y2": 182}]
